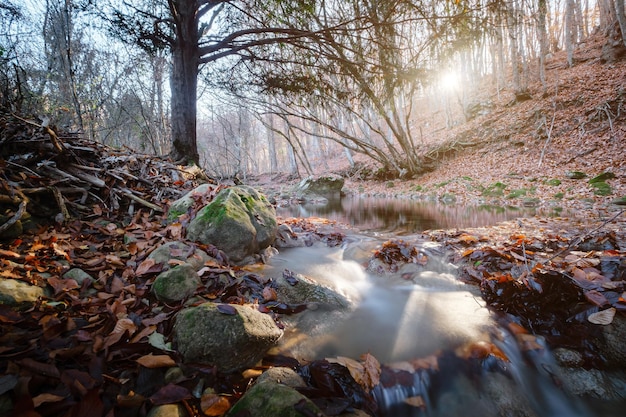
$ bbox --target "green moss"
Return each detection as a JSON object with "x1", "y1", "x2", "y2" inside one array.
[
  {"x1": 544, "y1": 178, "x2": 562, "y2": 186},
  {"x1": 386, "y1": 181, "x2": 395, "y2": 188},
  {"x1": 435, "y1": 180, "x2": 450, "y2": 188},
  {"x1": 414, "y1": 185, "x2": 424, "y2": 192},
  {"x1": 590, "y1": 181, "x2": 612, "y2": 196},
  {"x1": 506, "y1": 189, "x2": 527, "y2": 199},
  {"x1": 588, "y1": 172, "x2": 616, "y2": 184},
  {"x1": 482, "y1": 182, "x2": 507, "y2": 197},
  {"x1": 553, "y1": 192, "x2": 565, "y2": 199}
]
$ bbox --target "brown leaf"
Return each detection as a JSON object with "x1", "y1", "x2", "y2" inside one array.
[
  {"x1": 262, "y1": 286, "x2": 277, "y2": 301},
  {"x1": 149, "y1": 383, "x2": 192, "y2": 405},
  {"x1": 201, "y1": 393, "x2": 231, "y2": 416},
  {"x1": 135, "y1": 258, "x2": 162, "y2": 276},
  {"x1": 103, "y1": 318, "x2": 137, "y2": 349},
  {"x1": 136, "y1": 354, "x2": 176, "y2": 368},
  {"x1": 588, "y1": 308, "x2": 616, "y2": 325},
  {"x1": 32, "y1": 393, "x2": 66, "y2": 407},
  {"x1": 217, "y1": 304, "x2": 237, "y2": 315}
]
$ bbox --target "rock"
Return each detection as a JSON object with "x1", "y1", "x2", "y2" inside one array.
[
  {"x1": 565, "y1": 171, "x2": 587, "y2": 179},
  {"x1": 63, "y1": 268, "x2": 94, "y2": 286},
  {"x1": 0, "y1": 278, "x2": 44, "y2": 305},
  {"x1": 295, "y1": 174, "x2": 344, "y2": 199},
  {"x1": 147, "y1": 404, "x2": 186, "y2": 417},
  {"x1": 558, "y1": 367, "x2": 624, "y2": 399},
  {"x1": 225, "y1": 381, "x2": 324, "y2": 417},
  {"x1": 255, "y1": 367, "x2": 306, "y2": 388},
  {"x1": 0, "y1": 215, "x2": 22, "y2": 239},
  {"x1": 147, "y1": 241, "x2": 213, "y2": 270},
  {"x1": 173, "y1": 302, "x2": 282, "y2": 372},
  {"x1": 185, "y1": 186, "x2": 277, "y2": 264},
  {"x1": 274, "y1": 270, "x2": 350, "y2": 309},
  {"x1": 597, "y1": 315, "x2": 626, "y2": 367},
  {"x1": 166, "y1": 183, "x2": 215, "y2": 222},
  {"x1": 151, "y1": 263, "x2": 200, "y2": 303}
]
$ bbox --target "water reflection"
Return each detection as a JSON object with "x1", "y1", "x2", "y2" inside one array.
[{"x1": 276, "y1": 196, "x2": 540, "y2": 234}]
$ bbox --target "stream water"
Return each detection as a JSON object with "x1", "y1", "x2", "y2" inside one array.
[{"x1": 266, "y1": 197, "x2": 626, "y2": 417}]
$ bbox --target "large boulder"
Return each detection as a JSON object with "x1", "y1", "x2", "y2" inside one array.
[
  {"x1": 173, "y1": 302, "x2": 282, "y2": 372},
  {"x1": 185, "y1": 186, "x2": 277, "y2": 264},
  {"x1": 295, "y1": 174, "x2": 344, "y2": 199}
]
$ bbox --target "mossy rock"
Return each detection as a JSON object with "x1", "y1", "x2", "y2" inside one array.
[
  {"x1": 147, "y1": 241, "x2": 213, "y2": 270},
  {"x1": 590, "y1": 181, "x2": 612, "y2": 196},
  {"x1": 544, "y1": 178, "x2": 562, "y2": 186},
  {"x1": 226, "y1": 381, "x2": 323, "y2": 417},
  {"x1": 173, "y1": 302, "x2": 282, "y2": 372},
  {"x1": 151, "y1": 263, "x2": 200, "y2": 303},
  {"x1": 566, "y1": 171, "x2": 587, "y2": 179},
  {"x1": 185, "y1": 186, "x2": 277, "y2": 264},
  {"x1": 588, "y1": 172, "x2": 616, "y2": 184},
  {"x1": 167, "y1": 183, "x2": 216, "y2": 222}
]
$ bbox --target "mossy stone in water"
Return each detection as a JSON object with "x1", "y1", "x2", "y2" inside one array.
[{"x1": 225, "y1": 381, "x2": 323, "y2": 417}]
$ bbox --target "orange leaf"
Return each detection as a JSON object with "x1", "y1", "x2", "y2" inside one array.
[
  {"x1": 201, "y1": 393, "x2": 230, "y2": 416},
  {"x1": 136, "y1": 354, "x2": 176, "y2": 368}
]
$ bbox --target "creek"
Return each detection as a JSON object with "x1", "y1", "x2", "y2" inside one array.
[{"x1": 264, "y1": 197, "x2": 625, "y2": 417}]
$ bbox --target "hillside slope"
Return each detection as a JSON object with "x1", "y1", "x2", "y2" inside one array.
[{"x1": 338, "y1": 34, "x2": 625, "y2": 215}]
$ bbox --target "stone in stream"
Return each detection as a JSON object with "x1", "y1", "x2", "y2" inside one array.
[
  {"x1": 184, "y1": 186, "x2": 277, "y2": 264},
  {"x1": 294, "y1": 174, "x2": 345, "y2": 200},
  {"x1": 173, "y1": 302, "x2": 282, "y2": 372}
]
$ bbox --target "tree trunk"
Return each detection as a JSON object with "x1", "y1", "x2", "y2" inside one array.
[
  {"x1": 168, "y1": 1, "x2": 200, "y2": 165},
  {"x1": 616, "y1": 0, "x2": 626, "y2": 47},
  {"x1": 566, "y1": 0, "x2": 575, "y2": 67},
  {"x1": 537, "y1": 0, "x2": 549, "y2": 91}
]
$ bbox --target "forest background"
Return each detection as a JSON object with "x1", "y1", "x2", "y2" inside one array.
[{"x1": 1, "y1": 0, "x2": 625, "y2": 180}]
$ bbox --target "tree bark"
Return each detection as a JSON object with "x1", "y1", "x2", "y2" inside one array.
[
  {"x1": 616, "y1": 0, "x2": 626, "y2": 47},
  {"x1": 168, "y1": 0, "x2": 200, "y2": 165}
]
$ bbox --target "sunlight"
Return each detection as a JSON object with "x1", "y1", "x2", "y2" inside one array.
[{"x1": 438, "y1": 69, "x2": 461, "y2": 93}]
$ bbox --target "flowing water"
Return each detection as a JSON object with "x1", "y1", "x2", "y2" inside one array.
[{"x1": 266, "y1": 197, "x2": 625, "y2": 417}]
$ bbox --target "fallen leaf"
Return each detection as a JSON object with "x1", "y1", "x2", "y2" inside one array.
[
  {"x1": 104, "y1": 318, "x2": 137, "y2": 348},
  {"x1": 217, "y1": 304, "x2": 237, "y2": 315},
  {"x1": 404, "y1": 395, "x2": 426, "y2": 408},
  {"x1": 588, "y1": 308, "x2": 616, "y2": 325},
  {"x1": 201, "y1": 393, "x2": 231, "y2": 416},
  {"x1": 32, "y1": 393, "x2": 66, "y2": 407},
  {"x1": 136, "y1": 354, "x2": 176, "y2": 368},
  {"x1": 149, "y1": 383, "x2": 191, "y2": 405}
]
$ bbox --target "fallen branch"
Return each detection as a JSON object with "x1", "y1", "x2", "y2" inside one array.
[{"x1": 120, "y1": 189, "x2": 163, "y2": 212}]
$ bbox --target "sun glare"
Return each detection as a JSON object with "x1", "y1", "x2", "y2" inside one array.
[{"x1": 438, "y1": 70, "x2": 461, "y2": 93}]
